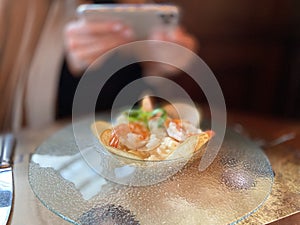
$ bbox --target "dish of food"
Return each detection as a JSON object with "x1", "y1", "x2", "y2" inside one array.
[
  {"x1": 92, "y1": 97, "x2": 213, "y2": 161},
  {"x1": 29, "y1": 114, "x2": 274, "y2": 224}
]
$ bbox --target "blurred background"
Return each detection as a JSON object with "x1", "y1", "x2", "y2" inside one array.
[
  {"x1": 172, "y1": 0, "x2": 300, "y2": 119},
  {"x1": 0, "y1": 0, "x2": 299, "y2": 132}
]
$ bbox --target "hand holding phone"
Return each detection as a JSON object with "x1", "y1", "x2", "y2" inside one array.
[
  {"x1": 64, "y1": 17, "x2": 135, "y2": 74},
  {"x1": 65, "y1": 4, "x2": 197, "y2": 76}
]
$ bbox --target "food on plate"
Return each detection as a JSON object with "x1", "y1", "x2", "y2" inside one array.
[{"x1": 92, "y1": 98, "x2": 213, "y2": 161}]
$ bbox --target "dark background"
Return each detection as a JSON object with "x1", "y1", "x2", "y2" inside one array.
[{"x1": 172, "y1": 0, "x2": 300, "y2": 119}]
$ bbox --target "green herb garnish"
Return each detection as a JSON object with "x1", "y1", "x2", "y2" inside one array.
[{"x1": 125, "y1": 107, "x2": 167, "y2": 128}]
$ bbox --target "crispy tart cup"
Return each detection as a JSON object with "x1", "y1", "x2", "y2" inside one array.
[{"x1": 91, "y1": 121, "x2": 210, "y2": 186}]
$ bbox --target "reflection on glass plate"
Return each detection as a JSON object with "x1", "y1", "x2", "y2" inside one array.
[{"x1": 29, "y1": 118, "x2": 274, "y2": 225}]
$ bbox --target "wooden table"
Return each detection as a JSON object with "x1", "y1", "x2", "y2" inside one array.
[
  {"x1": 7, "y1": 111, "x2": 300, "y2": 225},
  {"x1": 226, "y1": 111, "x2": 300, "y2": 225}
]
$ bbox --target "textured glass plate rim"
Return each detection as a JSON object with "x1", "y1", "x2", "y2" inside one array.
[
  {"x1": 28, "y1": 155, "x2": 80, "y2": 225},
  {"x1": 28, "y1": 122, "x2": 274, "y2": 225},
  {"x1": 28, "y1": 174, "x2": 273, "y2": 225}
]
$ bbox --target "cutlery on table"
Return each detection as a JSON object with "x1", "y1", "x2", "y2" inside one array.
[{"x1": 0, "y1": 134, "x2": 16, "y2": 225}]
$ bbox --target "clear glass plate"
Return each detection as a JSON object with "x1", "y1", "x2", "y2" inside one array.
[{"x1": 29, "y1": 119, "x2": 274, "y2": 225}]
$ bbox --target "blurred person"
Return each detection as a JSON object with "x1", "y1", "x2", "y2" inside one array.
[
  {"x1": 0, "y1": 0, "x2": 197, "y2": 131},
  {"x1": 59, "y1": 0, "x2": 198, "y2": 118}
]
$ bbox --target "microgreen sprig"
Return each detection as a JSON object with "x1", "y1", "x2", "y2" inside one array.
[{"x1": 125, "y1": 107, "x2": 167, "y2": 128}]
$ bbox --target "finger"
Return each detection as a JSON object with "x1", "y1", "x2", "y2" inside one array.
[
  {"x1": 65, "y1": 37, "x2": 123, "y2": 74},
  {"x1": 164, "y1": 27, "x2": 199, "y2": 51},
  {"x1": 148, "y1": 26, "x2": 182, "y2": 41},
  {"x1": 67, "y1": 28, "x2": 134, "y2": 49},
  {"x1": 65, "y1": 19, "x2": 127, "y2": 37},
  {"x1": 65, "y1": 26, "x2": 135, "y2": 59},
  {"x1": 149, "y1": 27, "x2": 198, "y2": 50},
  {"x1": 69, "y1": 33, "x2": 133, "y2": 66}
]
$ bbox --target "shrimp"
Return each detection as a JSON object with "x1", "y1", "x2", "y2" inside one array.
[
  {"x1": 135, "y1": 117, "x2": 167, "y2": 151},
  {"x1": 109, "y1": 122, "x2": 149, "y2": 150},
  {"x1": 166, "y1": 119, "x2": 201, "y2": 142}
]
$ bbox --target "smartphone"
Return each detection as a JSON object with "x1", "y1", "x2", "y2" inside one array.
[{"x1": 76, "y1": 4, "x2": 180, "y2": 39}]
